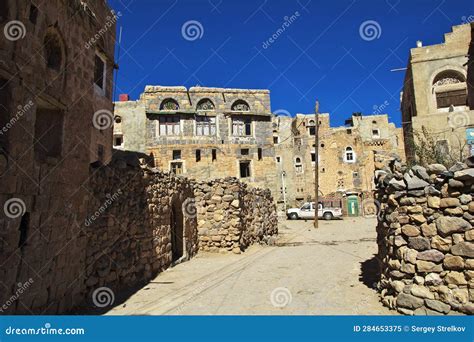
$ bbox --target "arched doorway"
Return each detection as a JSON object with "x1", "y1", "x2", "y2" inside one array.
[{"x1": 170, "y1": 200, "x2": 185, "y2": 263}]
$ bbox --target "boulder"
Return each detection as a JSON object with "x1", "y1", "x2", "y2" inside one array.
[
  {"x1": 436, "y1": 216, "x2": 471, "y2": 237},
  {"x1": 416, "y1": 249, "x2": 445, "y2": 263},
  {"x1": 424, "y1": 299, "x2": 451, "y2": 314},
  {"x1": 404, "y1": 174, "x2": 430, "y2": 190},
  {"x1": 401, "y1": 224, "x2": 420, "y2": 237},
  {"x1": 426, "y1": 164, "x2": 447, "y2": 174},
  {"x1": 454, "y1": 168, "x2": 474, "y2": 181},
  {"x1": 416, "y1": 260, "x2": 443, "y2": 273},
  {"x1": 396, "y1": 293, "x2": 424, "y2": 309},
  {"x1": 439, "y1": 198, "x2": 460, "y2": 208},
  {"x1": 410, "y1": 285, "x2": 434, "y2": 299},
  {"x1": 451, "y1": 241, "x2": 474, "y2": 258},
  {"x1": 443, "y1": 255, "x2": 464, "y2": 270},
  {"x1": 408, "y1": 237, "x2": 430, "y2": 251}
]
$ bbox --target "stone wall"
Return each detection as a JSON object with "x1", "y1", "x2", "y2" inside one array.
[
  {"x1": 195, "y1": 178, "x2": 278, "y2": 253},
  {"x1": 84, "y1": 162, "x2": 198, "y2": 301},
  {"x1": 375, "y1": 160, "x2": 474, "y2": 315}
]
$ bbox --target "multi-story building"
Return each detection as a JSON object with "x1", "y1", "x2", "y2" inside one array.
[
  {"x1": 273, "y1": 113, "x2": 404, "y2": 213},
  {"x1": 114, "y1": 86, "x2": 277, "y2": 193},
  {"x1": 0, "y1": 0, "x2": 116, "y2": 313},
  {"x1": 401, "y1": 23, "x2": 474, "y2": 163}
]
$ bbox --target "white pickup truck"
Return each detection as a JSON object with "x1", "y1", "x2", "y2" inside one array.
[{"x1": 286, "y1": 202, "x2": 342, "y2": 221}]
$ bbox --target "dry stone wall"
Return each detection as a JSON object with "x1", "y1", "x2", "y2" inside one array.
[
  {"x1": 195, "y1": 178, "x2": 278, "y2": 254},
  {"x1": 375, "y1": 160, "x2": 474, "y2": 315}
]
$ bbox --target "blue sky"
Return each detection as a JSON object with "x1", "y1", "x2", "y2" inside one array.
[{"x1": 108, "y1": 0, "x2": 474, "y2": 127}]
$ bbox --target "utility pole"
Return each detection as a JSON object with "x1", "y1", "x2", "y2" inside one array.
[{"x1": 314, "y1": 100, "x2": 320, "y2": 229}]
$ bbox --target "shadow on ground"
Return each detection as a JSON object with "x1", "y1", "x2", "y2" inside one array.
[{"x1": 359, "y1": 254, "x2": 380, "y2": 290}]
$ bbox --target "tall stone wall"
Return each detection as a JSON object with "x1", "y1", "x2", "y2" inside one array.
[
  {"x1": 195, "y1": 178, "x2": 278, "y2": 254},
  {"x1": 375, "y1": 160, "x2": 474, "y2": 315}
]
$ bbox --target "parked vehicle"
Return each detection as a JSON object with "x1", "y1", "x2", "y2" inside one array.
[{"x1": 286, "y1": 202, "x2": 342, "y2": 220}]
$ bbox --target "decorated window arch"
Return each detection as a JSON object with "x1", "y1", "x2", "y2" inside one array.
[
  {"x1": 196, "y1": 98, "x2": 215, "y2": 111},
  {"x1": 432, "y1": 70, "x2": 467, "y2": 109},
  {"x1": 231, "y1": 99, "x2": 250, "y2": 112},
  {"x1": 160, "y1": 98, "x2": 179, "y2": 111}
]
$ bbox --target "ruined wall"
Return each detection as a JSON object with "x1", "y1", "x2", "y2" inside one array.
[
  {"x1": 195, "y1": 178, "x2": 278, "y2": 254},
  {"x1": 376, "y1": 161, "x2": 474, "y2": 315}
]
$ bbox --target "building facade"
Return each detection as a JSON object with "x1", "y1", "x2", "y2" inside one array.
[
  {"x1": 115, "y1": 86, "x2": 277, "y2": 193},
  {"x1": 401, "y1": 23, "x2": 474, "y2": 164},
  {"x1": 0, "y1": 0, "x2": 116, "y2": 313},
  {"x1": 273, "y1": 113, "x2": 404, "y2": 212}
]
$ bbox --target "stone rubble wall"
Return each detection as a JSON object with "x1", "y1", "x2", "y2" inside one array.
[
  {"x1": 83, "y1": 163, "x2": 277, "y2": 309},
  {"x1": 84, "y1": 163, "x2": 198, "y2": 303},
  {"x1": 375, "y1": 159, "x2": 474, "y2": 315},
  {"x1": 195, "y1": 178, "x2": 278, "y2": 254}
]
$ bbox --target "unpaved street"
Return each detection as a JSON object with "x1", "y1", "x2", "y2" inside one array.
[{"x1": 107, "y1": 217, "x2": 394, "y2": 315}]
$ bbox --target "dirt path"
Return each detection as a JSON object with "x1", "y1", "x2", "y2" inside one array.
[{"x1": 107, "y1": 217, "x2": 394, "y2": 315}]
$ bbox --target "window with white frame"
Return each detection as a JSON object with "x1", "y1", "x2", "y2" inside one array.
[
  {"x1": 232, "y1": 117, "x2": 252, "y2": 136},
  {"x1": 196, "y1": 116, "x2": 216, "y2": 136},
  {"x1": 158, "y1": 116, "x2": 180, "y2": 136},
  {"x1": 344, "y1": 146, "x2": 356, "y2": 163},
  {"x1": 372, "y1": 128, "x2": 380, "y2": 138}
]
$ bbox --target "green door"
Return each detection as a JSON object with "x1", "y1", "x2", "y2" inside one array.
[{"x1": 347, "y1": 196, "x2": 359, "y2": 216}]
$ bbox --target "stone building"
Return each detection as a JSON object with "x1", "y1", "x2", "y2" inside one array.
[
  {"x1": 0, "y1": 0, "x2": 116, "y2": 313},
  {"x1": 114, "y1": 86, "x2": 277, "y2": 194},
  {"x1": 401, "y1": 23, "x2": 474, "y2": 164},
  {"x1": 273, "y1": 112, "x2": 404, "y2": 213}
]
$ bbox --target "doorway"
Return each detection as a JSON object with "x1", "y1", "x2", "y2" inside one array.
[
  {"x1": 347, "y1": 196, "x2": 359, "y2": 217},
  {"x1": 170, "y1": 201, "x2": 185, "y2": 263}
]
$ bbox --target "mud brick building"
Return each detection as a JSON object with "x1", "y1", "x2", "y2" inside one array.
[
  {"x1": 401, "y1": 23, "x2": 474, "y2": 163},
  {"x1": 0, "y1": 0, "x2": 116, "y2": 313},
  {"x1": 114, "y1": 86, "x2": 277, "y2": 194},
  {"x1": 273, "y1": 112, "x2": 404, "y2": 213}
]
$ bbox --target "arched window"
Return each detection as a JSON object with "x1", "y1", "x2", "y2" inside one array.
[
  {"x1": 344, "y1": 147, "x2": 356, "y2": 163},
  {"x1": 44, "y1": 29, "x2": 65, "y2": 71},
  {"x1": 294, "y1": 157, "x2": 303, "y2": 173},
  {"x1": 196, "y1": 98, "x2": 215, "y2": 111},
  {"x1": 231, "y1": 100, "x2": 250, "y2": 111},
  {"x1": 160, "y1": 98, "x2": 179, "y2": 111},
  {"x1": 433, "y1": 70, "x2": 467, "y2": 109}
]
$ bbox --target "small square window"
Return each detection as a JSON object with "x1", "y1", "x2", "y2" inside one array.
[
  {"x1": 372, "y1": 129, "x2": 380, "y2": 138},
  {"x1": 241, "y1": 148, "x2": 249, "y2": 156},
  {"x1": 113, "y1": 135, "x2": 123, "y2": 147},
  {"x1": 276, "y1": 156, "x2": 281, "y2": 163},
  {"x1": 172, "y1": 150, "x2": 181, "y2": 160},
  {"x1": 273, "y1": 136, "x2": 279, "y2": 144},
  {"x1": 196, "y1": 149, "x2": 201, "y2": 162}
]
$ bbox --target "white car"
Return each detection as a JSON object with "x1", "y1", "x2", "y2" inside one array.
[{"x1": 286, "y1": 202, "x2": 342, "y2": 221}]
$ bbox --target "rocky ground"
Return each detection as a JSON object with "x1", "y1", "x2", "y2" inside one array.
[{"x1": 106, "y1": 217, "x2": 392, "y2": 315}]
